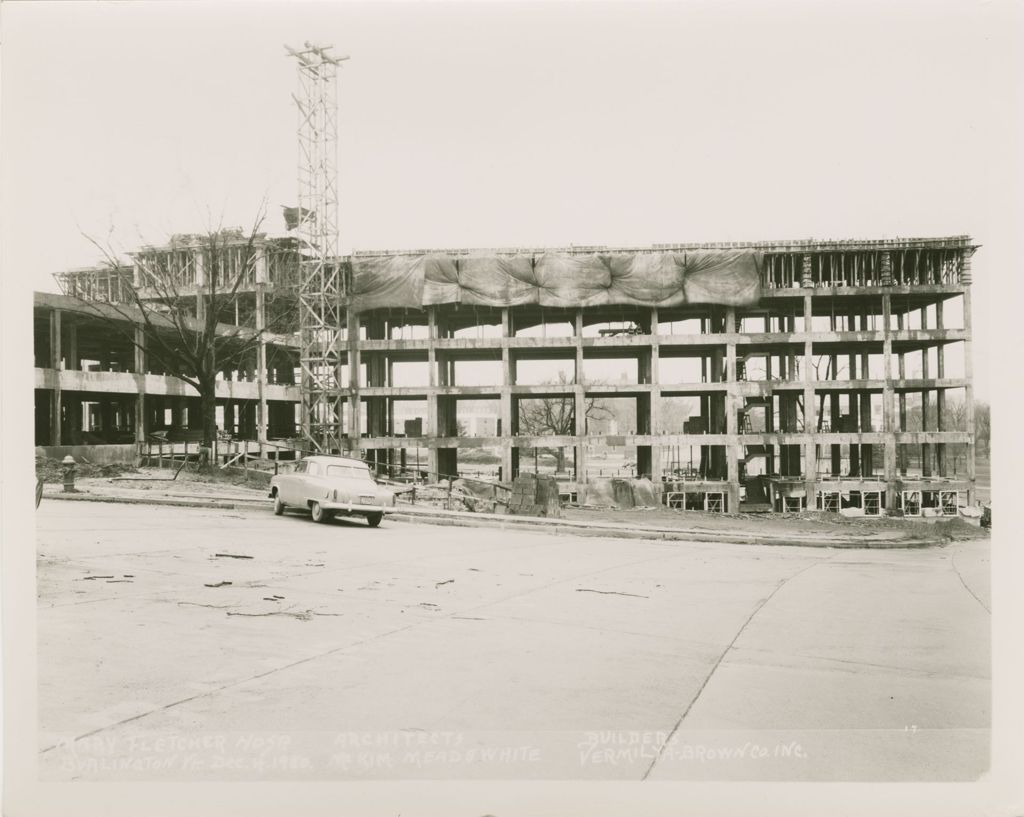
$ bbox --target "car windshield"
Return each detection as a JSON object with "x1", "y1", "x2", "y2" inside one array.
[{"x1": 326, "y1": 464, "x2": 369, "y2": 479}]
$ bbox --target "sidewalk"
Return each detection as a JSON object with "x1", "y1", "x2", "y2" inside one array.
[{"x1": 41, "y1": 478, "x2": 952, "y2": 548}]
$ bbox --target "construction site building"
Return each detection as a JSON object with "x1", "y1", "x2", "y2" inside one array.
[
  {"x1": 38, "y1": 234, "x2": 977, "y2": 516},
  {"x1": 35, "y1": 233, "x2": 303, "y2": 461}
]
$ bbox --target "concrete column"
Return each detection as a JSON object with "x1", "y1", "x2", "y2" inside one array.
[
  {"x1": 426, "y1": 308, "x2": 438, "y2": 476},
  {"x1": 50, "y1": 309, "x2": 62, "y2": 446},
  {"x1": 649, "y1": 307, "x2": 662, "y2": 485},
  {"x1": 882, "y1": 294, "x2": 897, "y2": 508},
  {"x1": 722, "y1": 307, "x2": 740, "y2": 503},
  {"x1": 860, "y1": 391, "x2": 873, "y2": 476},
  {"x1": 962, "y1": 272, "x2": 976, "y2": 503},
  {"x1": 255, "y1": 286, "x2": 268, "y2": 444},
  {"x1": 347, "y1": 310, "x2": 362, "y2": 456},
  {"x1": 726, "y1": 442, "x2": 740, "y2": 512},
  {"x1": 803, "y1": 294, "x2": 817, "y2": 500},
  {"x1": 896, "y1": 309, "x2": 907, "y2": 476},
  {"x1": 724, "y1": 306, "x2": 737, "y2": 385},
  {"x1": 67, "y1": 323, "x2": 79, "y2": 371},
  {"x1": 848, "y1": 391, "x2": 860, "y2": 476},
  {"x1": 830, "y1": 390, "x2": 842, "y2": 475},
  {"x1": 921, "y1": 338, "x2": 931, "y2": 478},
  {"x1": 801, "y1": 254, "x2": 813, "y2": 288},
  {"x1": 499, "y1": 308, "x2": 514, "y2": 483},
  {"x1": 573, "y1": 309, "x2": 587, "y2": 482},
  {"x1": 880, "y1": 250, "x2": 893, "y2": 287},
  {"x1": 255, "y1": 248, "x2": 268, "y2": 284},
  {"x1": 195, "y1": 292, "x2": 206, "y2": 326},
  {"x1": 134, "y1": 326, "x2": 146, "y2": 447},
  {"x1": 437, "y1": 353, "x2": 449, "y2": 387},
  {"x1": 719, "y1": 307, "x2": 739, "y2": 507},
  {"x1": 935, "y1": 299, "x2": 947, "y2": 476},
  {"x1": 194, "y1": 247, "x2": 206, "y2": 287}
]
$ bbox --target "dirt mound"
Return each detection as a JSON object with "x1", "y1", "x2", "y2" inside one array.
[
  {"x1": 932, "y1": 518, "x2": 990, "y2": 541},
  {"x1": 35, "y1": 456, "x2": 139, "y2": 484}
]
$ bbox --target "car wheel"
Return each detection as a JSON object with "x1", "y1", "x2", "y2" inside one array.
[
  {"x1": 273, "y1": 494, "x2": 285, "y2": 516},
  {"x1": 366, "y1": 512, "x2": 383, "y2": 528},
  {"x1": 310, "y1": 501, "x2": 331, "y2": 524}
]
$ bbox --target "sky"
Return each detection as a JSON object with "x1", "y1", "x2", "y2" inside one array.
[{"x1": 2, "y1": 0, "x2": 1021, "y2": 400}]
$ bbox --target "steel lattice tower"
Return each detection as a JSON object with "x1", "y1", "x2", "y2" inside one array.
[{"x1": 287, "y1": 42, "x2": 349, "y2": 452}]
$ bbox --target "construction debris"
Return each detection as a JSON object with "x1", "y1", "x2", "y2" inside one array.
[
  {"x1": 453, "y1": 479, "x2": 505, "y2": 513},
  {"x1": 507, "y1": 474, "x2": 562, "y2": 518},
  {"x1": 228, "y1": 610, "x2": 314, "y2": 621},
  {"x1": 580, "y1": 478, "x2": 659, "y2": 510},
  {"x1": 36, "y1": 455, "x2": 138, "y2": 484},
  {"x1": 435, "y1": 579, "x2": 454, "y2": 588},
  {"x1": 204, "y1": 581, "x2": 233, "y2": 588}
]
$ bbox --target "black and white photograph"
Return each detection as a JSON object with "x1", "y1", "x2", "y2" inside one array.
[{"x1": 1, "y1": 1, "x2": 1021, "y2": 815}]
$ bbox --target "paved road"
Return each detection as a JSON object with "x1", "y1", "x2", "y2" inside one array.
[{"x1": 36, "y1": 502, "x2": 990, "y2": 781}]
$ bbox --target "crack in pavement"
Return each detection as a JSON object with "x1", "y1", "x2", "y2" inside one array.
[
  {"x1": 950, "y1": 547, "x2": 990, "y2": 615},
  {"x1": 640, "y1": 556, "x2": 828, "y2": 781},
  {"x1": 38, "y1": 620, "x2": 422, "y2": 755},
  {"x1": 38, "y1": 544, "x2": 709, "y2": 757},
  {"x1": 724, "y1": 644, "x2": 991, "y2": 683}
]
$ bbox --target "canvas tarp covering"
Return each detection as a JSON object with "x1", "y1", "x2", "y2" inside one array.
[
  {"x1": 580, "y1": 477, "x2": 660, "y2": 509},
  {"x1": 349, "y1": 250, "x2": 762, "y2": 313}
]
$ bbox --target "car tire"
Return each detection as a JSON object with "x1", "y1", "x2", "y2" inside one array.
[
  {"x1": 273, "y1": 494, "x2": 285, "y2": 516},
  {"x1": 366, "y1": 512, "x2": 383, "y2": 528},
  {"x1": 310, "y1": 501, "x2": 331, "y2": 524}
]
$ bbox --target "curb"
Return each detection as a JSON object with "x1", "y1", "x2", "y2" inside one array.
[
  {"x1": 43, "y1": 491, "x2": 948, "y2": 548},
  {"x1": 42, "y1": 492, "x2": 262, "y2": 510},
  {"x1": 387, "y1": 510, "x2": 946, "y2": 549}
]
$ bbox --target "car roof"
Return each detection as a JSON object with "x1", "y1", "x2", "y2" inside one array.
[{"x1": 305, "y1": 455, "x2": 367, "y2": 466}]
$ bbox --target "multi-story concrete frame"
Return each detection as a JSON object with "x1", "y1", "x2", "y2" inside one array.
[
  {"x1": 346, "y1": 236, "x2": 977, "y2": 514},
  {"x1": 45, "y1": 233, "x2": 977, "y2": 516},
  {"x1": 47, "y1": 234, "x2": 303, "y2": 452},
  {"x1": 38, "y1": 234, "x2": 303, "y2": 454}
]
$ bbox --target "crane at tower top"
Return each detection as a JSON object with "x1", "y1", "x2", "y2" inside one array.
[{"x1": 285, "y1": 42, "x2": 349, "y2": 67}]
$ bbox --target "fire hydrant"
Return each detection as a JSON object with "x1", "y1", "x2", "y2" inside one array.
[{"x1": 61, "y1": 455, "x2": 77, "y2": 493}]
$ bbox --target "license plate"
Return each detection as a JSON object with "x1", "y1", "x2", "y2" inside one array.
[{"x1": 359, "y1": 495, "x2": 375, "y2": 504}]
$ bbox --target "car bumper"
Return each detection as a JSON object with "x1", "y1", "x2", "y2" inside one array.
[{"x1": 321, "y1": 501, "x2": 394, "y2": 516}]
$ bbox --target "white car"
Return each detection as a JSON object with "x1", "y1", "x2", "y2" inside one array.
[{"x1": 269, "y1": 455, "x2": 396, "y2": 527}]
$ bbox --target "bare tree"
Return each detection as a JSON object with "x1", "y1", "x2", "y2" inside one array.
[
  {"x1": 942, "y1": 398, "x2": 968, "y2": 431},
  {"x1": 811, "y1": 355, "x2": 848, "y2": 431},
  {"x1": 974, "y1": 401, "x2": 990, "y2": 456},
  {"x1": 518, "y1": 373, "x2": 610, "y2": 472},
  {"x1": 62, "y1": 209, "x2": 296, "y2": 455}
]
